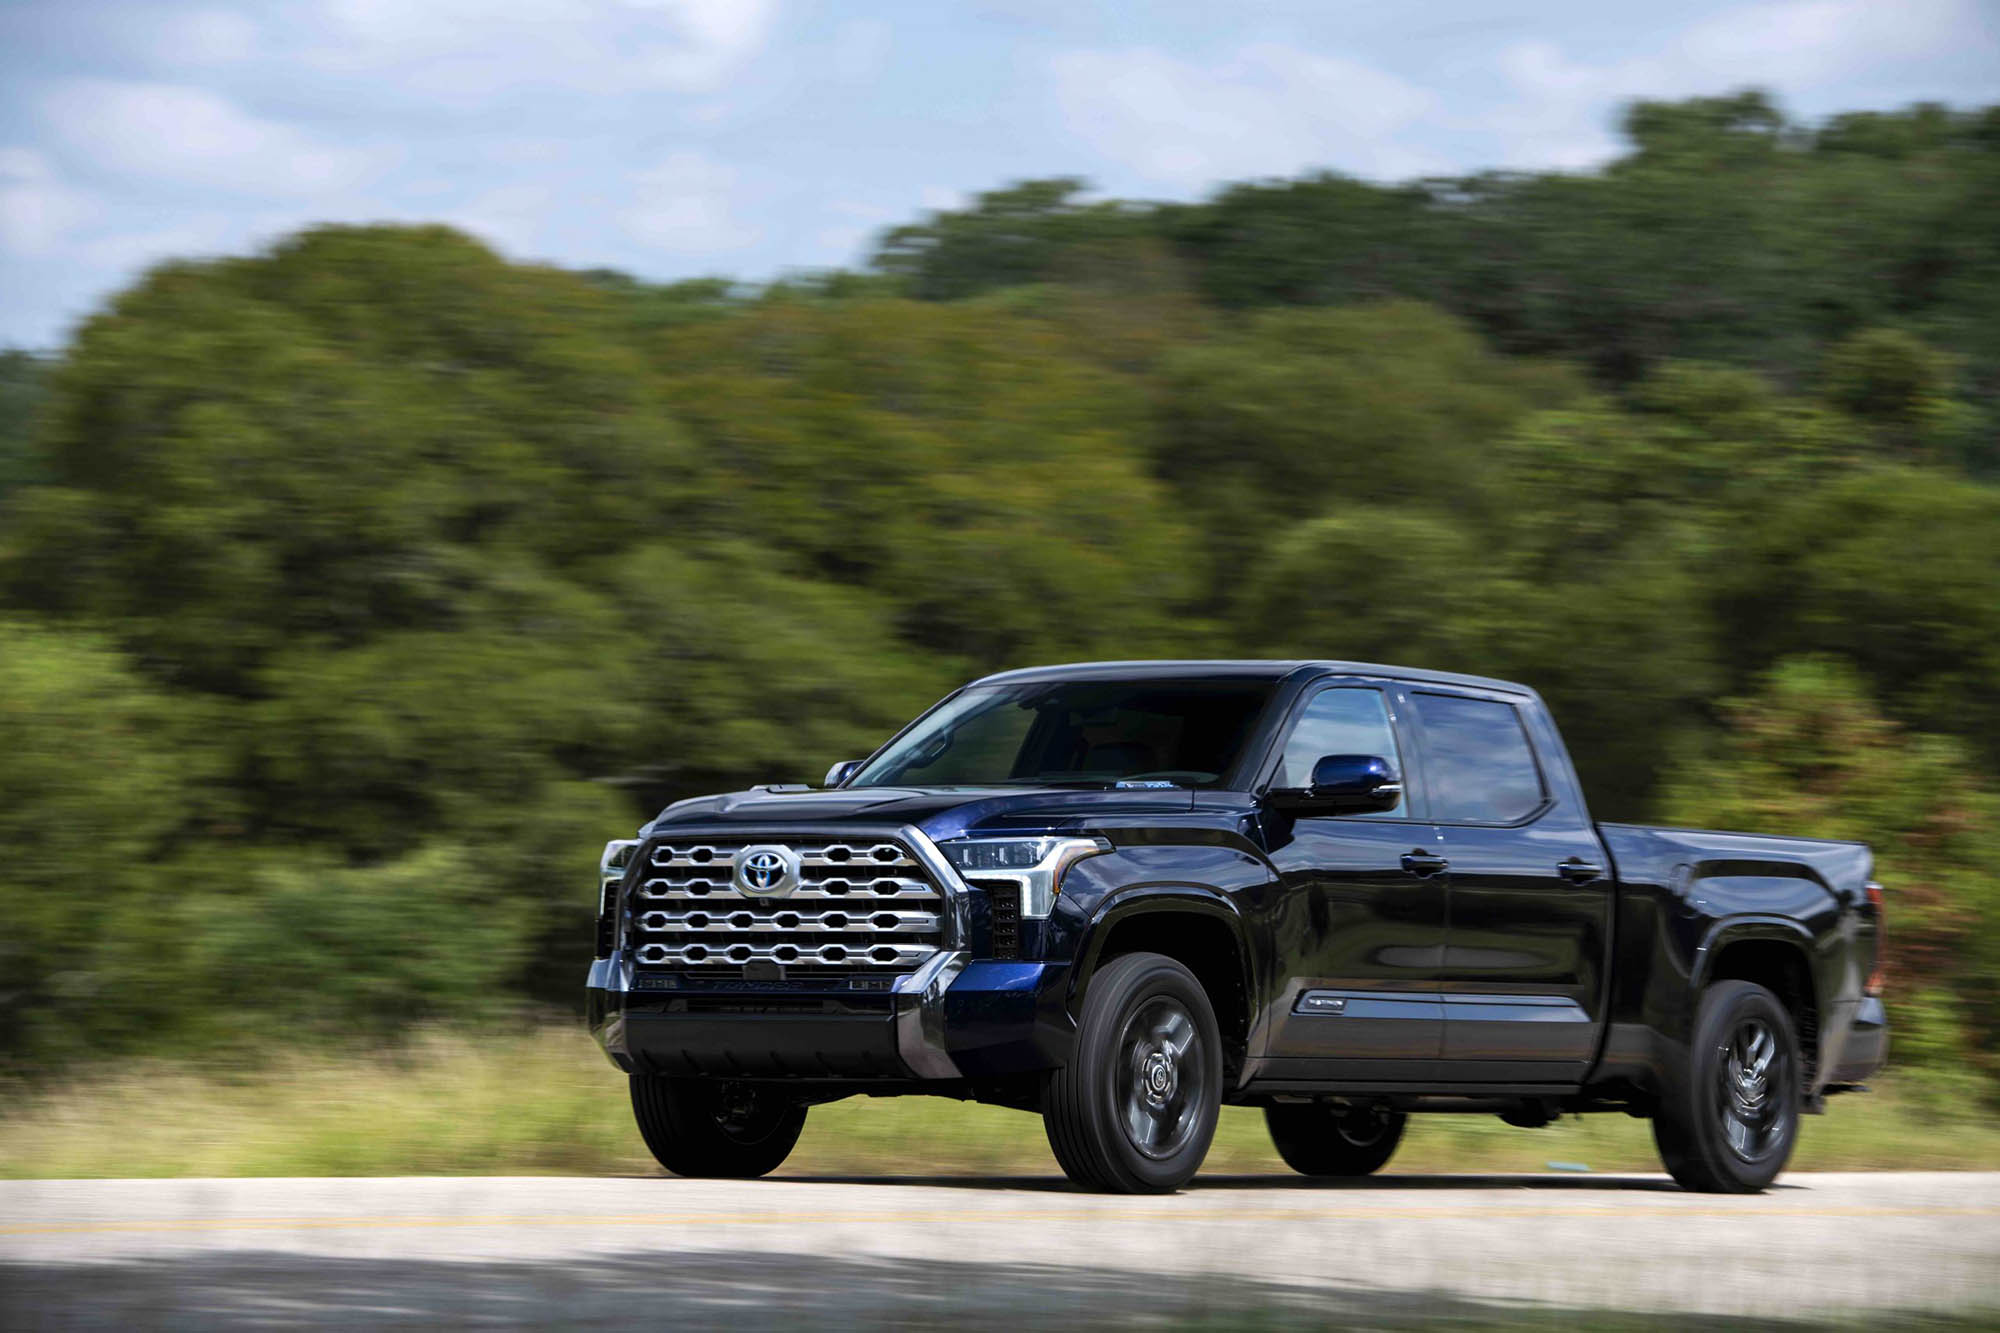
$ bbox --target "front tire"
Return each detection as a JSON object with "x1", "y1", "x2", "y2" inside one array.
[
  {"x1": 1652, "y1": 980, "x2": 1801, "y2": 1193},
  {"x1": 630, "y1": 1077, "x2": 806, "y2": 1179},
  {"x1": 1043, "y1": 952, "x2": 1223, "y2": 1193},
  {"x1": 1265, "y1": 1102, "x2": 1406, "y2": 1177}
]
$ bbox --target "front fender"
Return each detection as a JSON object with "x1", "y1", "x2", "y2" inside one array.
[
  {"x1": 1048, "y1": 846, "x2": 1269, "y2": 1079},
  {"x1": 1069, "y1": 885, "x2": 1255, "y2": 1005}
]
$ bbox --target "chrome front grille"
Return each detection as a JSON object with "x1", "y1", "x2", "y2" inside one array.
[{"x1": 628, "y1": 835, "x2": 946, "y2": 974}]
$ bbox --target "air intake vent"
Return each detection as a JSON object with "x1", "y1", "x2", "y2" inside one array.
[{"x1": 971, "y1": 877, "x2": 1022, "y2": 959}]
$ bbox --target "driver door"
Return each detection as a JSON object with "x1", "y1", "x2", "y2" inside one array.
[{"x1": 1260, "y1": 684, "x2": 1445, "y2": 1080}]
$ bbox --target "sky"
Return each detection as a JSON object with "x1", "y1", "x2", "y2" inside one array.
[{"x1": 2, "y1": 0, "x2": 1996, "y2": 349}]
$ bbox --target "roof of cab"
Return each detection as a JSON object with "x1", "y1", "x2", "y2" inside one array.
[{"x1": 968, "y1": 659, "x2": 1536, "y2": 698}]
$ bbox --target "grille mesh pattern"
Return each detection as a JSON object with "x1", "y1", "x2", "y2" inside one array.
[{"x1": 630, "y1": 836, "x2": 945, "y2": 974}]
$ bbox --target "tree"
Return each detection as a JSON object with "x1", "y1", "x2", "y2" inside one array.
[
  {"x1": 0, "y1": 620, "x2": 195, "y2": 1062},
  {"x1": 0, "y1": 349, "x2": 49, "y2": 502},
  {"x1": 3, "y1": 226, "x2": 692, "y2": 694},
  {"x1": 1710, "y1": 467, "x2": 2000, "y2": 769},
  {"x1": 873, "y1": 179, "x2": 1153, "y2": 300},
  {"x1": 643, "y1": 295, "x2": 1199, "y2": 666}
]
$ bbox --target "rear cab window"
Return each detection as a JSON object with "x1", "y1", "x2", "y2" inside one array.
[{"x1": 1409, "y1": 691, "x2": 1546, "y2": 823}]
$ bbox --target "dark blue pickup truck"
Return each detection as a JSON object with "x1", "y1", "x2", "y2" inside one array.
[{"x1": 587, "y1": 660, "x2": 1888, "y2": 1193}]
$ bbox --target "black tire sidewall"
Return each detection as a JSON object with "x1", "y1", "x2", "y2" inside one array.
[
  {"x1": 1661, "y1": 980, "x2": 1801, "y2": 1193},
  {"x1": 1265, "y1": 1103, "x2": 1407, "y2": 1177},
  {"x1": 630, "y1": 1076, "x2": 807, "y2": 1179},
  {"x1": 1063, "y1": 952, "x2": 1224, "y2": 1193}
]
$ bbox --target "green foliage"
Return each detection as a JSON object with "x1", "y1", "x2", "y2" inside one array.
[
  {"x1": 644, "y1": 295, "x2": 1197, "y2": 665},
  {"x1": 5, "y1": 225, "x2": 689, "y2": 692},
  {"x1": 176, "y1": 845, "x2": 533, "y2": 1042},
  {"x1": 874, "y1": 179, "x2": 1154, "y2": 301},
  {"x1": 1154, "y1": 304, "x2": 1581, "y2": 571},
  {"x1": 1658, "y1": 659, "x2": 2000, "y2": 1078},
  {"x1": 0, "y1": 619, "x2": 196, "y2": 1058},
  {"x1": 2, "y1": 92, "x2": 1998, "y2": 1080},
  {"x1": 879, "y1": 96, "x2": 2000, "y2": 406},
  {"x1": 0, "y1": 350, "x2": 50, "y2": 500},
  {"x1": 1712, "y1": 468, "x2": 2000, "y2": 767}
]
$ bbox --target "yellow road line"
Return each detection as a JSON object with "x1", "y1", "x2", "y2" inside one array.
[{"x1": 5, "y1": 1204, "x2": 1997, "y2": 1237}]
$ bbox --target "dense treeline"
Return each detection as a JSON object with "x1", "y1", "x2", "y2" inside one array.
[{"x1": 0, "y1": 93, "x2": 1994, "y2": 1087}]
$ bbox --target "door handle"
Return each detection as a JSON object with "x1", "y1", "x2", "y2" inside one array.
[
  {"x1": 1557, "y1": 859, "x2": 1604, "y2": 884},
  {"x1": 1400, "y1": 851, "x2": 1449, "y2": 878}
]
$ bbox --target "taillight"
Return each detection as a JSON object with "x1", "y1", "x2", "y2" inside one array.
[{"x1": 1864, "y1": 881, "x2": 1885, "y2": 996}]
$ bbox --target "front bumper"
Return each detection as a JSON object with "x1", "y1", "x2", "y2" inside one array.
[{"x1": 587, "y1": 952, "x2": 1075, "y2": 1083}]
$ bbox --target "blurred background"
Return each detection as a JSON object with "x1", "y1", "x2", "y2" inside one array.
[{"x1": 0, "y1": 1, "x2": 1997, "y2": 1177}]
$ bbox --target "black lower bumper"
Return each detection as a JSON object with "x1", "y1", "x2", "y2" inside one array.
[{"x1": 588, "y1": 953, "x2": 1075, "y2": 1083}]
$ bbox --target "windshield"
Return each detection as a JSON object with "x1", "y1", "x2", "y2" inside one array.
[{"x1": 847, "y1": 678, "x2": 1277, "y2": 789}]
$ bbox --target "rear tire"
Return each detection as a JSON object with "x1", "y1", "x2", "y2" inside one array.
[
  {"x1": 1652, "y1": 980, "x2": 1800, "y2": 1194},
  {"x1": 1265, "y1": 1102, "x2": 1406, "y2": 1177},
  {"x1": 629, "y1": 1077, "x2": 806, "y2": 1179},
  {"x1": 1043, "y1": 952, "x2": 1223, "y2": 1193}
]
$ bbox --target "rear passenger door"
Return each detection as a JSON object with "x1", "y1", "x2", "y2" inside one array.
[{"x1": 1406, "y1": 688, "x2": 1610, "y2": 1083}]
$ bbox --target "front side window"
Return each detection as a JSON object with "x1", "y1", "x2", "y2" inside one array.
[
  {"x1": 848, "y1": 678, "x2": 1276, "y2": 789},
  {"x1": 1410, "y1": 692, "x2": 1545, "y2": 823},
  {"x1": 1273, "y1": 687, "x2": 1406, "y2": 816}
]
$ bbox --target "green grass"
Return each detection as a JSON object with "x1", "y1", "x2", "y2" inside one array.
[{"x1": 3, "y1": 1025, "x2": 1996, "y2": 1180}]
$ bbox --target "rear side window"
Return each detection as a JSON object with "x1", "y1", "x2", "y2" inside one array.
[{"x1": 1411, "y1": 693, "x2": 1544, "y2": 823}]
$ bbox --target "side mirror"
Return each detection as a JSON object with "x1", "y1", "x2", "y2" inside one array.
[
  {"x1": 823, "y1": 759, "x2": 863, "y2": 788},
  {"x1": 1267, "y1": 754, "x2": 1402, "y2": 815}
]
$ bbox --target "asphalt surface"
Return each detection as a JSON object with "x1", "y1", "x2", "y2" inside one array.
[{"x1": 3, "y1": 1172, "x2": 1997, "y2": 1328}]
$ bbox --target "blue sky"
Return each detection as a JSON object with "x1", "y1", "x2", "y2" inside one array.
[{"x1": 3, "y1": 0, "x2": 1996, "y2": 348}]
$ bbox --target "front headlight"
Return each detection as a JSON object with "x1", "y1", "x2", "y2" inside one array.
[
  {"x1": 597, "y1": 839, "x2": 639, "y2": 956},
  {"x1": 941, "y1": 835, "x2": 1110, "y2": 919}
]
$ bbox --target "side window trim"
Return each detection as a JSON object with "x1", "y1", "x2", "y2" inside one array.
[
  {"x1": 1384, "y1": 685, "x2": 1431, "y2": 823},
  {"x1": 1407, "y1": 687, "x2": 1553, "y2": 828},
  {"x1": 1258, "y1": 680, "x2": 1421, "y2": 822}
]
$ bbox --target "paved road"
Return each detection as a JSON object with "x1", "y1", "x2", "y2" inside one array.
[{"x1": 4, "y1": 1172, "x2": 1997, "y2": 1328}]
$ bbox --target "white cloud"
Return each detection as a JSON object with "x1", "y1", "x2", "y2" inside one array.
[
  {"x1": 828, "y1": 18, "x2": 893, "y2": 84},
  {"x1": 1051, "y1": 42, "x2": 1442, "y2": 187},
  {"x1": 1673, "y1": 0, "x2": 1978, "y2": 85},
  {"x1": 812, "y1": 198, "x2": 896, "y2": 261},
  {"x1": 628, "y1": 0, "x2": 778, "y2": 91},
  {"x1": 0, "y1": 149, "x2": 98, "y2": 255},
  {"x1": 918, "y1": 185, "x2": 964, "y2": 213},
  {"x1": 618, "y1": 151, "x2": 758, "y2": 253},
  {"x1": 447, "y1": 182, "x2": 556, "y2": 255},
  {"x1": 44, "y1": 81, "x2": 381, "y2": 195},
  {"x1": 1489, "y1": 0, "x2": 1992, "y2": 167},
  {"x1": 161, "y1": 8, "x2": 259, "y2": 64},
  {"x1": 308, "y1": 0, "x2": 776, "y2": 97},
  {"x1": 72, "y1": 214, "x2": 242, "y2": 271}
]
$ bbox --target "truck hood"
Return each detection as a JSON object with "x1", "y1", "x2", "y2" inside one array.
[{"x1": 645, "y1": 784, "x2": 1204, "y2": 843}]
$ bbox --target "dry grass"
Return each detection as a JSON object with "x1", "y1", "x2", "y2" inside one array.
[{"x1": 3, "y1": 1026, "x2": 1995, "y2": 1180}]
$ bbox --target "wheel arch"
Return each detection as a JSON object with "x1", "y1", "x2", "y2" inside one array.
[
  {"x1": 1693, "y1": 918, "x2": 1823, "y2": 1091},
  {"x1": 1073, "y1": 889, "x2": 1257, "y2": 1082}
]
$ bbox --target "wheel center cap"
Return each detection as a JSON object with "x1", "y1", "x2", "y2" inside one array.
[{"x1": 1143, "y1": 1050, "x2": 1176, "y2": 1101}]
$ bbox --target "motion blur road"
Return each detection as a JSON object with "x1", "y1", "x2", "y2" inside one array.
[{"x1": 4, "y1": 1172, "x2": 1997, "y2": 1328}]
